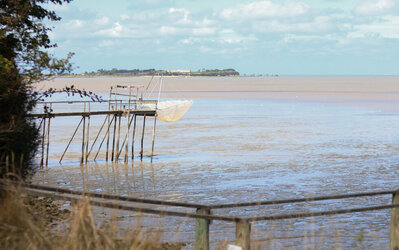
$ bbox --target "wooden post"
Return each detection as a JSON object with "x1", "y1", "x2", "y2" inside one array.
[
  {"x1": 94, "y1": 115, "x2": 115, "y2": 161},
  {"x1": 150, "y1": 115, "x2": 157, "y2": 162},
  {"x1": 111, "y1": 114, "x2": 117, "y2": 162},
  {"x1": 106, "y1": 114, "x2": 110, "y2": 161},
  {"x1": 236, "y1": 220, "x2": 251, "y2": 250},
  {"x1": 85, "y1": 105, "x2": 90, "y2": 164},
  {"x1": 390, "y1": 190, "x2": 399, "y2": 250},
  {"x1": 60, "y1": 117, "x2": 83, "y2": 163},
  {"x1": 106, "y1": 88, "x2": 112, "y2": 161},
  {"x1": 115, "y1": 114, "x2": 121, "y2": 162},
  {"x1": 45, "y1": 116, "x2": 51, "y2": 167},
  {"x1": 195, "y1": 208, "x2": 211, "y2": 250},
  {"x1": 140, "y1": 115, "x2": 146, "y2": 160},
  {"x1": 131, "y1": 114, "x2": 136, "y2": 160},
  {"x1": 87, "y1": 115, "x2": 108, "y2": 158},
  {"x1": 125, "y1": 87, "x2": 131, "y2": 164},
  {"x1": 40, "y1": 117, "x2": 46, "y2": 168},
  {"x1": 81, "y1": 115, "x2": 86, "y2": 164}
]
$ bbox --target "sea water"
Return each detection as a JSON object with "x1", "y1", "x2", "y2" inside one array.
[{"x1": 33, "y1": 94, "x2": 399, "y2": 248}]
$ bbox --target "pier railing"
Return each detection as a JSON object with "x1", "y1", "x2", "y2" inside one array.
[{"x1": 1, "y1": 180, "x2": 398, "y2": 250}]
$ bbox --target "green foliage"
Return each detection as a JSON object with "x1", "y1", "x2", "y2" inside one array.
[{"x1": 0, "y1": 0, "x2": 73, "y2": 179}]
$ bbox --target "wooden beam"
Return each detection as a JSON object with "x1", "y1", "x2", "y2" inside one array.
[
  {"x1": 390, "y1": 190, "x2": 399, "y2": 250},
  {"x1": 195, "y1": 208, "x2": 211, "y2": 250},
  {"x1": 29, "y1": 110, "x2": 156, "y2": 118},
  {"x1": 236, "y1": 220, "x2": 251, "y2": 250}
]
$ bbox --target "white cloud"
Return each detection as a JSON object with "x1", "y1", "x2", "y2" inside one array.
[
  {"x1": 253, "y1": 16, "x2": 341, "y2": 34},
  {"x1": 220, "y1": 0, "x2": 309, "y2": 20},
  {"x1": 217, "y1": 29, "x2": 257, "y2": 44},
  {"x1": 94, "y1": 16, "x2": 110, "y2": 26},
  {"x1": 67, "y1": 19, "x2": 85, "y2": 29},
  {"x1": 192, "y1": 27, "x2": 217, "y2": 36},
  {"x1": 355, "y1": 0, "x2": 397, "y2": 15},
  {"x1": 352, "y1": 16, "x2": 399, "y2": 38},
  {"x1": 159, "y1": 25, "x2": 180, "y2": 35},
  {"x1": 94, "y1": 22, "x2": 124, "y2": 38},
  {"x1": 98, "y1": 40, "x2": 114, "y2": 47}
]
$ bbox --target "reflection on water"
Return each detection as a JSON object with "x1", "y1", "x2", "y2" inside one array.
[{"x1": 32, "y1": 98, "x2": 399, "y2": 248}]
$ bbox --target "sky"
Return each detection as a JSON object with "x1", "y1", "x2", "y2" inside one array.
[{"x1": 46, "y1": 0, "x2": 399, "y2": 75}]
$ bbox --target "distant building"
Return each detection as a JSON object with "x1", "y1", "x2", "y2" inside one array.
[{"x1": 167, "y1": 69, "x2": 191, "y2": 73}]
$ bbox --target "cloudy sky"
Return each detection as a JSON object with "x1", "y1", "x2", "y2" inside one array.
[{"x1": 47, "y1": 0, "x2": 399, "y2": 75}]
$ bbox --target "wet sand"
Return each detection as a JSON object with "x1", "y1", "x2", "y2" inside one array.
[{"x1": 37, "y1": 76, "x2": 399, "y2": 110}]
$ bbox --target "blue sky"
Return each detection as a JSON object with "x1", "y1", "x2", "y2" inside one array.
[{"x1": 47, "y1": 0, "x2": 399, "y2": 75}]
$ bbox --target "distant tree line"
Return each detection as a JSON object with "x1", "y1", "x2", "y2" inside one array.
[{"x1": 79, "y1": 68, "x2": 240, "y2": 77}]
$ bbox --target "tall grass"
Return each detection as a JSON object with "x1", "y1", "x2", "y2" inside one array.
[{"x1": 0, "y1": 189, "x2": 183, "y2": 250}]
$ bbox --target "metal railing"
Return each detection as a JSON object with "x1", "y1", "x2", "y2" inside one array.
[{"x1": 1, "y1": 180, "x2": 398, "y2": 250}]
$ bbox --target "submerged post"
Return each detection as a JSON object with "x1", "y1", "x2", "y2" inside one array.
[
  {"x1": 236, "y1": 219, "x2": 251, "y2": 250},
  {"x1": 45, "y1": 116, "x2": 51, "y2": 167},
  {"x1": 111, "y1": 113, "x2": 117, "y2": 162},
  {"x1": 60, "y1": 117, "x2": 83, "y2": 163},
  {"x1": 150, "y1": 115, "x2": 157, "y2": 162},
  {"x1": 390, "y1": 190, "x2": 399, "y2": 250},
  {"x1": 40, "y1": 117, "x2": 46, "y2": 168},
  {"x1": 106, "y1": 87, "x2": 113, "y2": 161},
  {"x1": 195, "y1": 208, "x2": 211, "y2": 250},
  {"x1": 115, "y1": 114, "x2": 121, "y2": 162},
  {"x1": 131, "y1": 114, "x2": 136, "y2": 160},
  {"x1": 140, "y1": 114, "x2": 146, "y2": 160},
  {"x1": 81, "y1": 115, "x2": 86, "y2": 164},
  {"x1": 85, "y1": 104, "x2": 91, "y2": 164}
]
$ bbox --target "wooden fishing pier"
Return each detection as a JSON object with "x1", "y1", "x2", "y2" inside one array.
[{"x1": 30, "y1": 85, "x2": 159, "y2": 167}]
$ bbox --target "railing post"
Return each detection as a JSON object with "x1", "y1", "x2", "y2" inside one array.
[
  {"x1": 195, "y1": 208, "x2": 210, "y2": 250},
  {"x1": 390, "y1": 190, "x2": 399, "y2": 250},
  {"x1": 236, "y1": 219, "x2": 251, "y2": 250}
]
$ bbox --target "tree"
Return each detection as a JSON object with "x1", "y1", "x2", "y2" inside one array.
[{"x1": 0, "y1": 0, "x2": 73, "y2": 179}]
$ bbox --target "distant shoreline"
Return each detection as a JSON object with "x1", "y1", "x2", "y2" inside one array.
[{"x1": 36, "y1": 75, "x2": 399, "y2": 111}]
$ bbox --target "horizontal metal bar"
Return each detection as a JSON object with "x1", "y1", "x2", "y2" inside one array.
[
  {"x1": 249, "y1": 204, "x2": 399, "y2": 222},
  {"x1": 9, "y1": 187, "x2": 238, "y2": 222},
  {"x1": 16, "y1": 182, "x2": 210, "y2": 209},
  {"x1": 209, "y1": 190, "x2": 398, "y2": 209}
]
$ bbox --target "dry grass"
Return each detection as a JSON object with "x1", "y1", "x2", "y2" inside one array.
[{"x1": 0, "y1": 189, "x2": 184, "y2": 250}]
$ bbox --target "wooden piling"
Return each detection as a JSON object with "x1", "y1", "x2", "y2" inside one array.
[
  {"x1": 59, "y1": 117, "x2": 83, "y2": 163},
  {"x1": 106, "y1": 88, "x2": 112, "y2": 161},
  {"x1": 124, "y1": 126, "x2": 130, "y2": 163},
  {"x1": 117, "y1": 115, "x2": 134, "y2": 160},
  {"x1": 40, "y1": 117, "x2": 46, "y2": 168},
  {"x1": 236, "y1": 220, "x2": 251, "y2": 250},
  {"x1": 81, "y1": 116, "x2": 86, "y2": 164},
  {"x1": 195, "y1": 208, "x2": 211, "y2": 250},
  {"x1": 125, "y1": 88, "x2": 131, "y2": 163},
  {"x1": 140, "y1": 115, "x2": 146, "y2": 160},
  {"x1": 150, "y1": 115, "x2": 157, "y2": 162},
  {"x1": 116, "y1": 114, "x2": 121, "y2": 162},
  {"x1": 87, "y1": 115, "x2": 108, "y2": 158},
  {"x1": 45, "y1": 117, "x2": 51, "y2": 167},
  {"x1": 85, "y1": 111, "x2": 90, "y2": 164},
  {"x1": 131, "y1": 114, "x2": 137, "y2": 160},
  {"x1": 94, "y1": 115, "x2": 115, "y2": 161},
  {"x1": 111, "y1": 114, "x2": 117, "y2": 161},
  {"x1": 106, "y1": 114, "x2": 110, "y2": 161},
  {"x1": 390, "y1": 190, "x2": 399, "y2": 250}
]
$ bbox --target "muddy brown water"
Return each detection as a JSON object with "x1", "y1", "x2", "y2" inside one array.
[{"x1": 33, "y1": 77, "x2": 399, "y2": 248}]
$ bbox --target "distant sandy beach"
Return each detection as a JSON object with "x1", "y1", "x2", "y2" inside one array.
[{"x1": 36, "y1": 76, "x2": 399, "y2": 111}]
